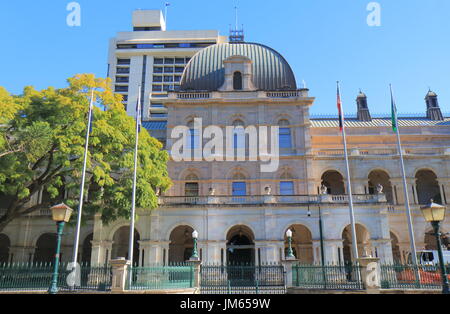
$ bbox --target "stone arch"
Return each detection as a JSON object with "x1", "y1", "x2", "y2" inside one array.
[
  {"x1": 168, "y1": 225, "x2": 195, "y2": 263},
  {"x1": 228, "y1": 114, "x2": 246, "y2": 126},
  {"x1": 165, "y1": 222, "x2": 199, "y2": 241},
  {"x1": 284, "y1": 225, "x2": 313, "y2": 263},
  {"x1": 321, "y1": 170, "x2": 345, "y2": 195},
  {"x1": 111, "y1": 226, "x2": 140, "y2": 266},
  {"x1": 415, "y1": 169, "x2": 442, "y2": 205},
  {"x1": 273, "y1": 113, "x2": 295, "y2": 125},
  {"x1": 226, "y1": 225, "x2": 255, "y2": 265},
  {"x1": 425, "y1": 227, "x2": 449, "y2": 251},
  {"x1": 390, "y1": 231, "x2": 402, "y2": 263},
  {"x1": 0, "y1": 234, "x2": 10, "y2": 264},
  {"x1": 81, "y1": 233, "x2": 93, "y2": 265},
  {"x1": 34, "y1": 233, "x2": 57, "y2": 264},
  {"x1": 341, "y1": 224, "x2": 371, "y2": 263},
  {"x1": 227, "y1": 166, "x2": 250, "y2": 180},
  {"x1": 277, "y1": 166, "x2": 295, "y2": 180},
  {"x1": 368, "y1": 169, "x2": 394, "y2": 204},
  {"x1": 178, "y1": 168, "x2": 202, "y2": 181}
]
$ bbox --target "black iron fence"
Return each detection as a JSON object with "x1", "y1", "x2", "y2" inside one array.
[{"x1": 200, "y1": 263, "x2": 286, "y2": 294}]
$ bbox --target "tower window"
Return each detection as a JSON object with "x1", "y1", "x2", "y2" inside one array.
[{"x1": 233, "y1": 72, "x2": 243, "y2": 90}]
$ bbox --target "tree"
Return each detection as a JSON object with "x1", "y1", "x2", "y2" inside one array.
[{"x1": 0, "y1": 74, "x2": 171, "y2": 233}]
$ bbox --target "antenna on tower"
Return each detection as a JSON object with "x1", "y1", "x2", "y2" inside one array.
[{"x1": 229, "y1": 2, "x2": 244, "y2": 43}]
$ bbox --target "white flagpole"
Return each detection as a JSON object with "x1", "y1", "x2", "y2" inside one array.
[
  {"x1": 128, "y1": 86, "x2": 141, "y2": 270},
  {"x1": 338, "y1": 82, "x2": 359, "y2": 262},
  {"x1": 70, "y1": 89, "x2": 94, "y2": 288},
  {"x1": 390, "y1": 84, "x2": 418, "y2": 266}
]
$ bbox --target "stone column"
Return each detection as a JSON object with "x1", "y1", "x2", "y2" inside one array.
[
  {"x1": 91, "y1": 241, "x2": 112, "y2": 266},
  {"x1": 352, "y1": 179, "x2": 367, "y2": 195},
  {"x1": 312, "y1": 241, "x2": 322, "y2": 264},
  {"x1": 206, "y1": 241, "x2": 226, "y2": 264},
  {"x1": 282, "y1": 259, "x2": 299, "y2": 288},
  {"x1": 257, "y1": 241, "x2": 282, "y2": 264},
  {"x1": 142, "y1": 241, "x2": 169, "y2": 265},
  {"x1": 371, "y1": 239, "x2": 394, "y2": 263},
  {"x1": 111, "y1": 258, "x2": 131, "y2": 293},
  {"x1": 189, "y1": 260, "x2": 202, "y2": 289},
  {"x1": 323, "y1": 240, "x2": 342, "y2": 264}
]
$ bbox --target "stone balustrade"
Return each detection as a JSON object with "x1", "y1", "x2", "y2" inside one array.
[{"x1": 158, "y1": 194, "x2": 381, "y2": 206}]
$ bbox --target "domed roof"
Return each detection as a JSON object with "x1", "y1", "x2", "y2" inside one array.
[{"x1": 180, "y1": 42, "x2": 297, "y2": 91}]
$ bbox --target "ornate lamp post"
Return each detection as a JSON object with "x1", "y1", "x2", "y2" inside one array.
[
  {"x1": 420, "y1": 200, "x2": 449, "y2": 294},
  {"x1": 191, "y1": 230, "x2": 200, "y2": 261},
  {"x1": 286, "y1": 229, "x2": 295, "y2": 259},
  {"x1": 48, "y1": 203, "x2": 73, "y2": 295}
]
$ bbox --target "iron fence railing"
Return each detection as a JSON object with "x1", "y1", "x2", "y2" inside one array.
[
  {"x1": 292, "y1": 264, "x2": 364, "y2": 290},
  {"x1": 380, "y1": 264, "x2": 450, "y2": 290},
  {"x1": 126, "y1": 264, "x2": 194, "y2": 291},
  {"x1": 200, "y1": 263, "x2": 286, "y2": 294},
  {"x1": 0, "y1": 262, "x2": 112, "y2": 292}
]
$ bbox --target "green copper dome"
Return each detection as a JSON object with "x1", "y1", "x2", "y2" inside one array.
[{"x1": 180, "y1": 42, "x2": 297, "y2": 91}]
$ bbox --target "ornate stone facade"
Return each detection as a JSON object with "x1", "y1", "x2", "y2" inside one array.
[{"x1": 1, "y1": 42, "x2": 449, "y2": 267}]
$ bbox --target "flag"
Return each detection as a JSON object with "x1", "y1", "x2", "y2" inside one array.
[
  {"x1": 337, "y1": 83, "x2": 344, "y2": 132},
  {"x1": 165, "y1": 2, "x2": 170, "y2": 6},
  {"x1": 390, "y1": 85, "x2": 398, "y2": 132}
]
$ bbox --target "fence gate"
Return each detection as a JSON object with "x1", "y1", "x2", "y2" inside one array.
[{"x1": 200, "y1": 264, "x2": 286, "y2": 294}]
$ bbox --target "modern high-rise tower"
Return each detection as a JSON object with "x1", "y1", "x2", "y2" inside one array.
[{"x1": 107, "y1": 10, "x2": 227, "y2": 143}]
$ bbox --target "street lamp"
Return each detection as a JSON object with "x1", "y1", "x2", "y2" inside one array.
[
  {"x1": 48, "y1": 203, "x2": 73, "y2": 295},
  {"x1": 420, "y1": 200, "x2": 449, "y2": 294},
  {"x1": 286, "y1": 229, "x2": 295, "y2": 259},
  {"x1": 190, "y1": 230, "x2": 199, "y2": 261}
]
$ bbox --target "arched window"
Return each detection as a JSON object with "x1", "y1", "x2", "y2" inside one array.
[
  {"x1": 368, "y1": 170, "x2": 394, "y2": 204},
  {"x1": 416, "y1": 170, "x2": 441, "y2": 205},
  {"x1": 321, "y1": 171, "x2": 345, "y2": 195},
  {"x1": 233, "y1": 72, "x2": 243, "y2": 90},
  {"x1": 34, "y1": 233, "x2": 57, "y2": 264}
]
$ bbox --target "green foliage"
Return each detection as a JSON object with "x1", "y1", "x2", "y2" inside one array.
[{"x1": 0, "y1": 74, "x2": 171, "y2": 229}]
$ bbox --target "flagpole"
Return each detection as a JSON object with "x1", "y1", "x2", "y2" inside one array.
[
  {"x1": 337, "y1": 82, "x2": 359, "y2": 262},
  {"x1": 128, "y1": 86, "x2": 142, "y2": 271},
  {"x1": 390, "y1": 84, "x2": 418, "y2": 266},
  {"x1": 165, "y1": 3, "x2": 170, "y2": 28},
  {"x1": 70, "y1": 89, "x2": 94, "y2": 288}
]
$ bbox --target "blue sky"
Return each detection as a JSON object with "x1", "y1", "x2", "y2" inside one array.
[{"x1": 1, "y1": 0, "x2": 449, "y2": 115}]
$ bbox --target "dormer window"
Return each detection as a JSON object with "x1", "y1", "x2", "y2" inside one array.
[{"x1": 233, "y1": 72, "x2": 243, "y2": 90}]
